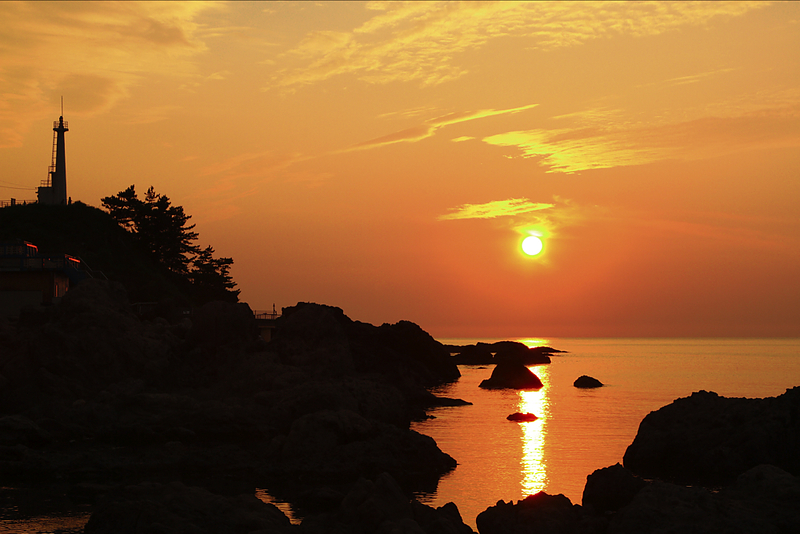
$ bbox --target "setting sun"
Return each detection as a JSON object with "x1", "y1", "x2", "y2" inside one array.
[{"x1": 521, "y1": 236, "x2": 544, "y2": 256}]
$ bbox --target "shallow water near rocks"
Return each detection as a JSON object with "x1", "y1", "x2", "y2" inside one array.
[{"x1": 411, "y1": 337, "x2": 800, "y2": 529}]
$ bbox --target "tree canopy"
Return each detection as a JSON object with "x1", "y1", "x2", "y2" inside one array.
[{"x1": 102, "y1": 185, "x2": 239, "y2": 303}]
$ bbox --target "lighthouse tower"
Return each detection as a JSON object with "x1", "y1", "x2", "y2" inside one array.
[{"x1": 37, "y1": 99, "x2": 69, "y2": 205}]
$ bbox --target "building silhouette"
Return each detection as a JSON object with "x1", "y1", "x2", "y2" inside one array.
[{"x1": 37, "y1": 108, "x2": 69, "y2": 205}]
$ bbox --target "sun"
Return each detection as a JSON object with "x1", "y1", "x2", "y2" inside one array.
[{"x1": 521, "y1": 235, "x2": 543, "y2": 256}]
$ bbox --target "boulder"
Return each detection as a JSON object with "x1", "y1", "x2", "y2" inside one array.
[
  {"x1": 623, "y1": 388, "x2": 800, "y2": 485},
  {"x1": 271, "y1": 303, "x2": 460, "y2": 387},
  {"x1": 0, "y1": 415, "x2": 52, "y2": 447},
  {"x1": 449, "y1": 341, "x2": 555, "y2": 365},
  {"x1": 301, "y1": 472, "x2": 475, "y2": 534},
  {"x1": 582, "y1": 463, "x2": 646, "y2": 514},
  {"x1": 450, "y1": 344, "x2": 495, "y2": 365},
  {"x1": 507, "y1": 412, "x2": 538, "y2": 422},
  {"x1": 493, "y1": 342, "x2": 552, "y2": 366},
  {"x1": 83, "y1": 481, "x2": 293, "y2": 534},
  {"x1": 479, "y1": 363, "x2": 543, "y2": 390},
  {"x1": 476, "y1": 492, "x2": 597, "y2": 534},
  {"x1": 274, "y1": 409, "x2": 456, "y2": 489},
  {"x1": 187, "y1": 300, "x2": 258, "y2": 348},
  {"x1": 608, "y1": 467, "x2": 800, "y2": 534},
  {"x1": 573, "y1": 375, "x2": 603, "y2": 388}
]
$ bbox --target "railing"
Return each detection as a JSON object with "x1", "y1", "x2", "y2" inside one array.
[
  {"x1": 254, "y1": 311, "x2": 281, "y2": 320},
  {"x1": 74, "y1": 256, "x2": 108, "y2": 280},
  {"x1": 0, "y1": 199, "x2": 37, "y2": 207}
]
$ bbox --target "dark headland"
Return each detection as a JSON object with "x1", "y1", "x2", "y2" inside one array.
[{"x1": 1, "y1": 206, "x2": 798, "y2": 533}]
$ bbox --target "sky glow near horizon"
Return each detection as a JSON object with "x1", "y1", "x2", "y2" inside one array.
[{"x1": 2, "y1": 1, "x2": 799, "y2": 338}]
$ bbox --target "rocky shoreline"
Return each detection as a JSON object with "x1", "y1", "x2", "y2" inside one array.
[{"x1": 1, "y1": 280, "x2": 798, "y2": 533}]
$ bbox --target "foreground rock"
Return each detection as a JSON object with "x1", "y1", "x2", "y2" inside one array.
[
  {"x1": 475, "y1": 389, "x2": 800, "y2": 534},
  {"x1": 0, "y1": 281, "x2": 465, "y2": 530},
  {"x1": 477, "y1": 463, "x2": 800, "y2": 534},
  {"x1": 623, "y1": 388, "x2": 800, "y2": 485},
  {"x1": 479, "y1": 362, "x2": 543, "y2": 390},
  {"x1": 84, "y1": 481, "x2": 295, "y2": 534},
  {"x1": 573, "y1": 375, "x2": 603, "y2": 388},
  {"x1": 300, "y1": 472, "x2": 475, "y2": 534},
  {"x1": 477, "y1": 492, "x2": 599, "y2": 534}
]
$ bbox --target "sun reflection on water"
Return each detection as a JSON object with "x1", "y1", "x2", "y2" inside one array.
[{"x1": 518, "y1": 364, "x2": 551, "y2": 496}]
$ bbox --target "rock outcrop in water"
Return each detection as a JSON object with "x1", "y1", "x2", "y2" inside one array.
[
  {"x1": 447, "y1": 341, "x2": 558, "y2": 365},
  {"x1": 479, "y1": 361, "x2": 543, "y2": 390},
  {"x1": 574, "y1": 375, "x2": 603, "y2": 388},
  {"x1": 0, "y1": 280, "x2": 474, "y2": 532},
  {"x1": 623, "y1": 388, "x2": 800, "y2": 485},
  {"x1": 474, "y1": 388, "x2": 800, "y2": 534},
  {"x1": 506, "y1": 412, "x2": 539, "y2": 422}
]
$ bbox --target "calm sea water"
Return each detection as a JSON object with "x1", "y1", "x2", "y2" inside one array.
[
  {"x1": 3, "y1": 338, "x2": 798, "y2": 533},
  {"x1": 411, "y1": 338, "x2": 800, "y2": 529}
]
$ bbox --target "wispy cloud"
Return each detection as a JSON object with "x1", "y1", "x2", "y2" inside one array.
[
  {"x1": 268, "y1": 2, "x2": 767, "y2": 90},
  {"x1": 483, "y1": 102, "x2": 800, "y2": 173},
  {"x1": 0, "y1": 2, "x2": 221, "y2": 146},
  {"x1": 344, "y1": 103, "x2": 538, "y2": 152},
  {"x1": 439, "y1": 195, "x2": 593, "y2": 242},
  {"x1": 439, "y1": 198, "x2": 554, "y2": 221}
]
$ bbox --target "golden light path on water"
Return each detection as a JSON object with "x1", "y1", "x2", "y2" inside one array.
[{"x1": 518, "y1": 364, "x2": 551, "y2": 496}]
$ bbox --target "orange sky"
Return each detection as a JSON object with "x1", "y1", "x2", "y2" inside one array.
[{"x1": 2, "y1": 1, "x2": 799, "y2": 338}]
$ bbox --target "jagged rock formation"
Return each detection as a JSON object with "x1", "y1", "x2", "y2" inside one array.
[
  {"x1": 623, "y1": 388, "x2": 800, "y2": 485},
  {"x1": 0, "y1": 281, "x2": 472, "y2": 531},
  {"x1": 474, "y1": 389, "x2": 800, "y2": 534},
  {"x1": 447, "y1": 341, "x2": 558, "y2": 365}
]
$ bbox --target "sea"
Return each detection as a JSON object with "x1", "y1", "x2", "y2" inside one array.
[
  {"x1": 410, "y1": 337, "x2": 800, "y2": 530},
  {"x1": 2, "y1": 338, "x2": 798, "y2": 533}
]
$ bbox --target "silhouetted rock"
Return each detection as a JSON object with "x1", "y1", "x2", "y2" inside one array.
[
  {"x1": 507, "y1": 412, "x2": 538, "y2": 422},
  {"x1": 0, "y1": 415, "x2": 52, "y2": 447},
  {"x1": 582, "y1": 463, "x2": 646, "y2": 514},
  {"x1": 607, "y1": 465, "x2": 800, "y2": 534},
  {"x1": 623, "y1": 387, "x2": 800, "y2": 485},
  {"x1": 573, "y1": 375, "x2": 603, "y2": 388},
  {"x1": 187, "y1": 300, "x2": 258, "y2": 348},
  {"x1": 274, "y1": 409, "x2": 456, "y2": 489},
  {"x1": 493, "y1": 341, "x2": 552, "y2": 366},
  {"x1": 449, "y1": 343, "x2": 495, "y2": 364},
  {"x1": 476, "y1": 492, "x2": 599, "y2": 534},
  {"x1": 272, "y1": 302, "x2": 460, "y2": 387},
  {"x1": 301, "y1": 472, "x2": 475, "y2": 534},
  {"x1": 449, "y1": 341, "x2": 556, "y2": 365},
  {"x1": 474, "y1": 389, "x2": 800, "y2": 534},
  {"x1": 84, "y1": 481, "x2": 294, "y2": 534},
  {"x1": 479, "y1": 362, "x2": 543, "y2": 390},
  {"x1": 0, "y1": 283, "x2": 464, "y2": 530}
]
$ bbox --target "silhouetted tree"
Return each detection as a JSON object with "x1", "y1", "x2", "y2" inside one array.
[
  {"x1": 189, "y1": 246, "x2": 239, "y2": 303},
  {"x1": 102, "y1": 185, "x2": 238, "y2": 303}
]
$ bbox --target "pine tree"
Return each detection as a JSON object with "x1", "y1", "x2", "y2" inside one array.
[{"x1": 101, "y1": 185, "x2": 238, "y2": 303}]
